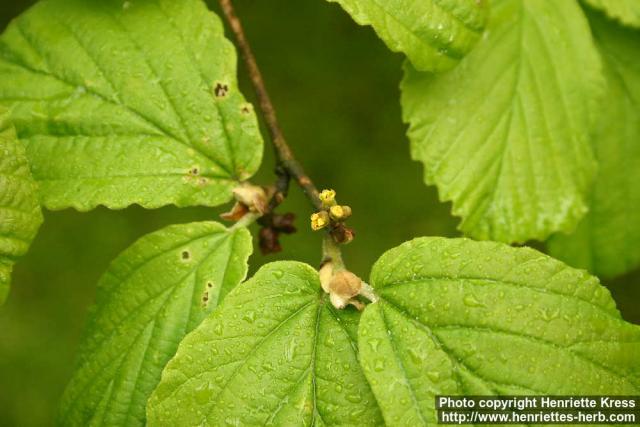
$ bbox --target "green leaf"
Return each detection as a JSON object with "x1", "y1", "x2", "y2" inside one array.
[
  {"x1": 0, "y1": 107, "x2": 42, "y2": 305},
  {"x1": 58, "y1": 221, "x2": 252, "y2": 426},
  {"x1": 326, "y1": 0, "x2": 489, "y2": 72},
  {"x1": 583, "y1": 0, "x2": 640, "y2": 28},
  {"x1": 147, "y1": 261, "x2": 383, "y2": 426},
  {"x1": 0, "y1": 0, "x2": 263, "y2": 211},
  {"x1": 548, "y1": 11, "x2": 640, "y2": 279},
  {"x1": 360, "y1": 237, "x2": 640, "y2": 426},
  {"x1": 401, "y1": 0, "x2": 603, "y2": 243}
]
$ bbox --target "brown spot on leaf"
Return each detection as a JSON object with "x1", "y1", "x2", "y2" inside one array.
[
  {"x1": 181, "y1": 250, "x2": 191, "y2": 260},
  {"x1": 214, "y1": 82, "x2": 229, "y2": 98},
  {"x1": 202, "y1": 291, "x2": 209, "y2": 307}
]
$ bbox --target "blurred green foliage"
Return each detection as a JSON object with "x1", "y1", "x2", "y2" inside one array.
[{"x1": 0, "y1": 1, "x2": 637, "y2": 426}]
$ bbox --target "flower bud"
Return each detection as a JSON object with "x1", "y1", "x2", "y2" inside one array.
[
  {"x1": 232, "y1": 182, "x2": 268, "y2": 214},
  {"x1": 318, "y1": 265, "x2": 374, "y2": 310},
  {"x1": 328, "y1": 271, "x2": 362, "y2": 299},
  {"x1": 330, "y1": 292, "x2": 348, "y2": 310},
  {"x1": 330, "y1": 224, "x2": 355, "y2": 244},
  {"x1": 329, "y1": 205, "x2": 352, "y2": 221},
  {"x1": 326, "y1": 270, "x2": 365, "y2": 310},
  {"x1": 310, "y1": 211, "x2": 330, "y2": 231}
]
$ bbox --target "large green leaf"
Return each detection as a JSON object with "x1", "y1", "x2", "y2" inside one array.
[
  {"x1": 0, "y1": 0, "x2": 262, "y2": 211},
  {"x1": 401, "y1": 0, "x2": 603, "y2": 243},
  {"x1": 327, "y1": 0, "x2": 489, "y2": 72},
  {"x1": 147, "y1": 261, "x2": 383, "y2": 426},
  {"x1": 548, "y1": 11, "x2": 640, "y2": 279},
  {"x1": 0, "y1": 108, "x2": 42, "y2": 305},
  {"x1": 58, "y1": 221, "x2": 252, "y2": 426},
  {"x1": 584, "y1": 0, "x2": 640, "y2": 28},
  {"x1": 360, "y1": 237, "x2": 640, "y2": 425}
]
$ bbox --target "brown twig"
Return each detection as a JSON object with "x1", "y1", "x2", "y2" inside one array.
[{"x1": 217, "y1": 0, "x2": 322, "y2": 212}]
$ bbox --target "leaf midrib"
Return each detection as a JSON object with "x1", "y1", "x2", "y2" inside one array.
[
  {"x1": 196, "y1": 300, "x2": 317, "y2": 423},
  {"x1": 380, "y1": 298, "x2": 640, "y2": 393},
  {"x1": 377, "y1": 303, "x2": 428, "y2": 425}
]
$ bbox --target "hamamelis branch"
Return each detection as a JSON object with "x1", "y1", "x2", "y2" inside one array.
[
  {"x1": 217, "y1": 0, "x2": 322, "y2": 213},
  {"x1": 217, "y1": 0, "x2": 352, "y2": 268}
]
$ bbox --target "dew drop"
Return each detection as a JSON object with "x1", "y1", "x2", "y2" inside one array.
[
  {"x1": 263, "y1": 362, "x2": 275, "y2": 372},
  {"x1": 346, "y1": 391, "x2": 362, "y2": 403},
  {"x1": 194, "y1": 382, "x2": 212, "y2": 404},
  {"x1": 463, "y1": 294, "x2": 485, "y2": 308},
  {"x1": 213, "y1": 323, "x2": 223, "y2": 336},
  {"x1": 426, "y1": 371, "x2": 441, "y2": 382},
  {"x1": 284, "y1": 339, "x2": 296, "y2": 361},
  {"x1": 408, "y1": 348, "x2": 423, "y2": 365},
  {"x1": 243, "y1": 311, "x2": 256, "y2": 323}
]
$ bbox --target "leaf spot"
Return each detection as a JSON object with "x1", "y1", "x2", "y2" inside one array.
[
  {"x1": 240, "y1": 103, "x2": 252, "y2": 114},
  {"x1": 202, "y1": 291, "x2": 209, "y2": 307},
  {"x1": 214, "y1": 82, "x2": 229, "y2": 98}
]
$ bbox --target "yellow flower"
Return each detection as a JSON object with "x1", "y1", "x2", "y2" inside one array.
[
  {"x1": 319, "y1": 189, "x2": 336, "y2": 207},
  {"x1": 310, "y1": 211, "x2": 329, "y2": 231}
]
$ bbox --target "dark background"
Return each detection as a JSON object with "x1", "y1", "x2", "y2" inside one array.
[{"x1": 1, "y1": 1, "x2": 638, "y2": 425}]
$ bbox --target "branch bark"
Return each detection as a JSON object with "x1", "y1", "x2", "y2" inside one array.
[{"x1": 217, "y1": 0, "x2": 322, "y2": 212}]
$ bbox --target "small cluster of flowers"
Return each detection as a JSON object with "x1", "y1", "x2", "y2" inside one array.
[{"x1": 310, "y1": 189, "x2": 355, "y2": 244}]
